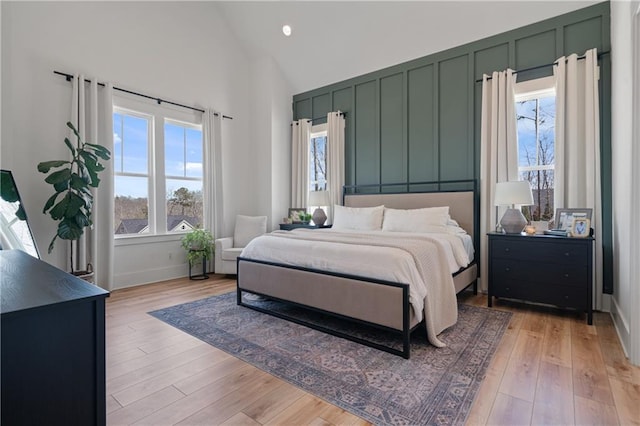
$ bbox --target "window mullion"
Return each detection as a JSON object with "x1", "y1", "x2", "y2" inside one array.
[{"x1": 154, "y1": 118, "x2": 166, "y2": 234}]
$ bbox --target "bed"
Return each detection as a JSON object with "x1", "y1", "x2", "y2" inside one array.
[{"x1": 236, "y1": 180, "x2": 478, "y2": 359}]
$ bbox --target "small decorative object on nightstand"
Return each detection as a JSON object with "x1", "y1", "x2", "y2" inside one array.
[
  {"x1": 487, "y1": 232, "x2": 594, "y2": 324},
  {"x1": 494, "y1": 181, "x2": 534, "y2": 234},
  {"x1": 308, "y1": 190, "x2": 329, "y2": 226}
]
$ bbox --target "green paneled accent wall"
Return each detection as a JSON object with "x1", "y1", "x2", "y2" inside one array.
[{"x1": 292, "y1": 2, "x2": 613, "y2": 293}]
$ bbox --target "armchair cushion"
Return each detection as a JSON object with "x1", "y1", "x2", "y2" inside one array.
[
  {"x1": 233, "y1": 215, "x2": 267, "y2": 248},
  {"x1": 221, "y1": 247, "x2": 243, "y2": 262}
]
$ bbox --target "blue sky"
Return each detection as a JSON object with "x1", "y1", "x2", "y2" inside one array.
[
  {"x1": 516, "y1": 96, "x2": 555, "y2": 167},
  {"x1": 113, "y1": 113, "x2": 203, "y2": 199}
]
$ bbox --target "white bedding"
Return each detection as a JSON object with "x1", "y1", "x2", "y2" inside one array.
[{"x1": 241, "y1": 228, "x2": 473, "y2": 347}]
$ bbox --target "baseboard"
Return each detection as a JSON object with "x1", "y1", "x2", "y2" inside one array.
[
  {"x1": 114, "y1": 263, "x2": 189, "y2": 289},
  {"x1": 610, "y1": 296, "x2": 631, "y2": 358}
]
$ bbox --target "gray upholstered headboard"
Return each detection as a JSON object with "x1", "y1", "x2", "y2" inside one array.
[{"x1": 343, "y1": 191, "x2": 475, "y2": 238}]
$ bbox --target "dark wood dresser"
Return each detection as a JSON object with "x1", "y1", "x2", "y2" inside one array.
[
  {"x1": 1, "y1": 250, "x2": 109, "y2": 425},
  {"x1": 487, "y1": 232, "x2": 594, "y2": 324}
]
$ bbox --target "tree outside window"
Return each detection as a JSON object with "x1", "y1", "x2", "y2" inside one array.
[{"x1": 516, "y1": 93, "x2": 555, "y2": 223}]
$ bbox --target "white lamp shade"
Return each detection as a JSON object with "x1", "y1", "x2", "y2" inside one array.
[
  {"x1": 494, "y1": 181, "x2": 534, "y2": 206},
  {"x1": 308, "y1": 190, "x2": 329, "y2": 206}
]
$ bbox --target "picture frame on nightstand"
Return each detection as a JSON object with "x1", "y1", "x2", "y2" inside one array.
[
  {"x1": 571, "y1": 218, "x2": 591, "y2": 238},
  {"x1": 554, "y1": 208, "x2": 592, "y2": 231}
]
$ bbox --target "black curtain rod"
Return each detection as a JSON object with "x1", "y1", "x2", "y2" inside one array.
[
  {"x1": 54, "y1": 70, "x2": 233, "y2": 120},
  {"x1": 292, "y1": 112, "x2": 347, "y2": 126},
  {"x1": 474, "y1": 50, "x2": 610, "y2": 83}
]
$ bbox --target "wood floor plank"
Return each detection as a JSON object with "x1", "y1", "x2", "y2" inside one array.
[
  {"x1": 175, "y1": 372, "x2": 286, "y2": 425},
  {"x1": 540, "y1": 315, "x2": 572, "y2": 368},
  {"x1": 574, "y1": 395, "x2": 620, "y2": 426},
  {"x1": 572, "y1": 329, "x2": 615, "y2": 405},
  {"x1": 486, "y1": 392, "x2": 532, "y2": 426},
  {"x1": 107, "y1": 344, "x2": 216, "y2": 395},
  {"x1": 241, "y1": 377, "x2": 306, "y2": 424},
  {"x1": 498, "y1": 330, "x2": 543, "y2": 402},
  {"x1": 220, "y1": 412, "x2": 262, "y2": 426},
  {"x1": 172, "y1": 355, "x2": 250, "y2": 395},
  {"x1": 263, "y1": 395, "x2": 331, "y2": 426},
  {"x1": 609, "y1": 376, "x2": 640, "y2": 426},
  {"x1": 531, "y1": 361, "x2": 575, "y2": 425},
  {"x1": 112, "y1": 350, "x2": 231, "y2": 407},
  {"x1": 108, "y1": 385, "x2": 186, "y2": 426},
  {"x1": 131, "y1": 367, "x2": 265, "y2": 425}
]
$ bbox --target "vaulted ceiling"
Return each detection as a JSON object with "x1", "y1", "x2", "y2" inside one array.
[{"x1": 216, "y1": 1, "x2": 599, "y2": 94}]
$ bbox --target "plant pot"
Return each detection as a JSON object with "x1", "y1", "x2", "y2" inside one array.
[{"x1": 73, "y1": 263, "x2": 94, "y2": 284}]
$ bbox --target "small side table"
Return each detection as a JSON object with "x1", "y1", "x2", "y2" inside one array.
[{"x1": 188, "y1": 250, "x2": 209, "y2": 280}]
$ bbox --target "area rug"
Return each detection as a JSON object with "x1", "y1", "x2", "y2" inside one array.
[{"x1": 149, "y1": 292, "x2": 511, "y2": 426}]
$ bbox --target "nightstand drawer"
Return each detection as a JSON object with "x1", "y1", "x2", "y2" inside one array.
[
  {"x1": 491, "y1": 281, "x2": 587, "y2": 310},
  {"x1": 491, "y1": 259, "x2": 588, "y2": 287},
  {"x1": 490, "y1": 238, "x2": 588, "y2": 265}
]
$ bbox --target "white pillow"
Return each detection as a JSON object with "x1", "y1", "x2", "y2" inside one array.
[
  {"x1": 332, "y1": 205, "x2": 384, "y2": 231},
  {"x1": 234, "y1": 215, "x2": 267, "y2": 247},
  {"x1": 382, "y1": 206, "x2": 449, "y2": 233}
]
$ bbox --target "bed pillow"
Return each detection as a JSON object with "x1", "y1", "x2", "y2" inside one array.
[
  {"x1": 332, "y1": 205, "x2": 384, "y2": 231},
  {"x1": 382, "y1": 206, "x2": 450, "y2": 233}
]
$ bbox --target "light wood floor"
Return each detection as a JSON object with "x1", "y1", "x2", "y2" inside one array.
[{"x1": 106, "y1": 276, "x2": 640, "y2": 426}]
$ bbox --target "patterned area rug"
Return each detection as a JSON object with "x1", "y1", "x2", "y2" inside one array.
[{"x1": 150, "y1": 292, "x2": 511, "y2": 426}]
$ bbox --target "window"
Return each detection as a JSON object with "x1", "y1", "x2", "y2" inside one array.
[
  {"x1": 309, "y1": 125, "x2": 327, "y2": 193},
  {"x1": 113, "y1": 98, "x2": 203, "y2": 237},
  {"x1": 308, "y1": 124, "x2": 328, "y2": 219},
  {"x1": 515, "y1": 77, "x2": 556, "y2": 222}
]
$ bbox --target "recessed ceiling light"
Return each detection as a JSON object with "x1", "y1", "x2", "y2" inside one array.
[{"x1": 282, "y1": 25, "x2": 292, "y2": 37}]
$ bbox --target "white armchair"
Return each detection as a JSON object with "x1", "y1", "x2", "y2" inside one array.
[{"x1": 214, "y1": 215, "x2": 267, "y2": 275}]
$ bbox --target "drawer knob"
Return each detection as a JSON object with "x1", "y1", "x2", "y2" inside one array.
[
  {"x1": 564, "y1": 252, "x2": 570, "y2": 257},
  {"x1": 505, "y1": 267, "x2": 511, "y2": 272},
  {"x1": 504, "y1": 248, "x2": 510, "y2": 252},
  {"x1": 505, "y1": 287, "x2": 510, "y2": 291},
  {"x1": 564, "y1": 273, "x2": 570, "y2": 278},
  {"x1": 564, "y1": 295, "x2": 569, "y2": 300}
]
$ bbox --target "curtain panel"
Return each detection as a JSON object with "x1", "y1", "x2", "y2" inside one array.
[
  {"x1": 326, "y1": 111, "x2": 345, "y2": 223},
  {"x1": 554, "y1": 48, "x2": 604, "y2": 308},
  {"x1": 291, "y1": 119, "x2": 311, "y2": 209},
  {"x1": 203, "y1": 109, "x2": 224, "y2": 272},
  {"x1": 70, "y1": 75, "x2": 114, "y2": 290},
  {"x1": 479, "y1": 69, "x2": 518, "y2": 292}
]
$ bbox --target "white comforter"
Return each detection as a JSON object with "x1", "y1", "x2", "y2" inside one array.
[{"x1": 241, "y1": 228, "x2": 472, "y2": 347}]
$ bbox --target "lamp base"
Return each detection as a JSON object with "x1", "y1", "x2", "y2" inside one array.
[
  {"x1": 500, "y1": 208, "x2": 527, "y2": 234},
  {"x1": 312, "y1": 207, "x2": 327, "y2": 227}
]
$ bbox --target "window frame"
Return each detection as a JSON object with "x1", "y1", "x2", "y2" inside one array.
[{"x1": 112, "y1": 94, "x2": 203, "y2": 240}]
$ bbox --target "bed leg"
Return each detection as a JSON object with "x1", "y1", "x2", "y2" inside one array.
[{"x1": 473, "y1": 279, "x2": 478, "y2": 295}]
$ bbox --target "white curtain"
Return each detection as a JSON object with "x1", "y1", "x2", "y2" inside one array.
[
  {"x1": 326, "y1": 111, "x2": 345, "y2": 223},
  {"x1": 479, "y1": 69, "x2": 518, "y2": 292},
  {"x1": 291, "y1": 119, "x2": 311, "y2": 208},
  {"x1": 70, "y1": 75, "x2": 114, "y2": 290},
  {"x1": 203, "y1": 109, "x2": 224, "y2": 271},
  {"x1": 554, "y1": 48, "x2": 604, "y2": 309}
]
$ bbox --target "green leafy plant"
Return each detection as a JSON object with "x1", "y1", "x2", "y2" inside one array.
[
  {"x1": 37, "y1": 122, "x2": 111, "y2": 270},
  {"x1": 301, "y1": 212, "x2": 312, "y2": 223},
  {"x1": 181, "y1": 228, "x2": 214, "y2": 265}
]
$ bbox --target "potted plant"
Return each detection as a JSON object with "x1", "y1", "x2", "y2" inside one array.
[
  {"x1": 181, "y1": 227, "x2": 214, "y2": 266},
  {"x1": 37, "y1": 122, "x2": 111, "y2": 278}
]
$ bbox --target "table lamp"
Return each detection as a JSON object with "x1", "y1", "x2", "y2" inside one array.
[
  {"x1": 308, "y1": 190, "x2": 330, "y2": 226},
  {"x1": 494, "y1": 181, "x2": 534, "y2": 234}
]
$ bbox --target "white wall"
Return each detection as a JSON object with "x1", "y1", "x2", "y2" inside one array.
[
  {"x1": 1, "y1": 1, "x2": 273, "y2": 288},
  {"x1": 610, "y1": 0, "x2": 639, "y2": 364}
]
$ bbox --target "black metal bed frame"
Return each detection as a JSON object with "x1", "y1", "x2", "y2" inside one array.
[{"x1": 237, "y1": 257, "x2": 417, "y2": 359}]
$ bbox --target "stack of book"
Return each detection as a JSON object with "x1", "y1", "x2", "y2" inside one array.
[{"x1": 544, "y1": 229, "x2": 568, "y2": 236}]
